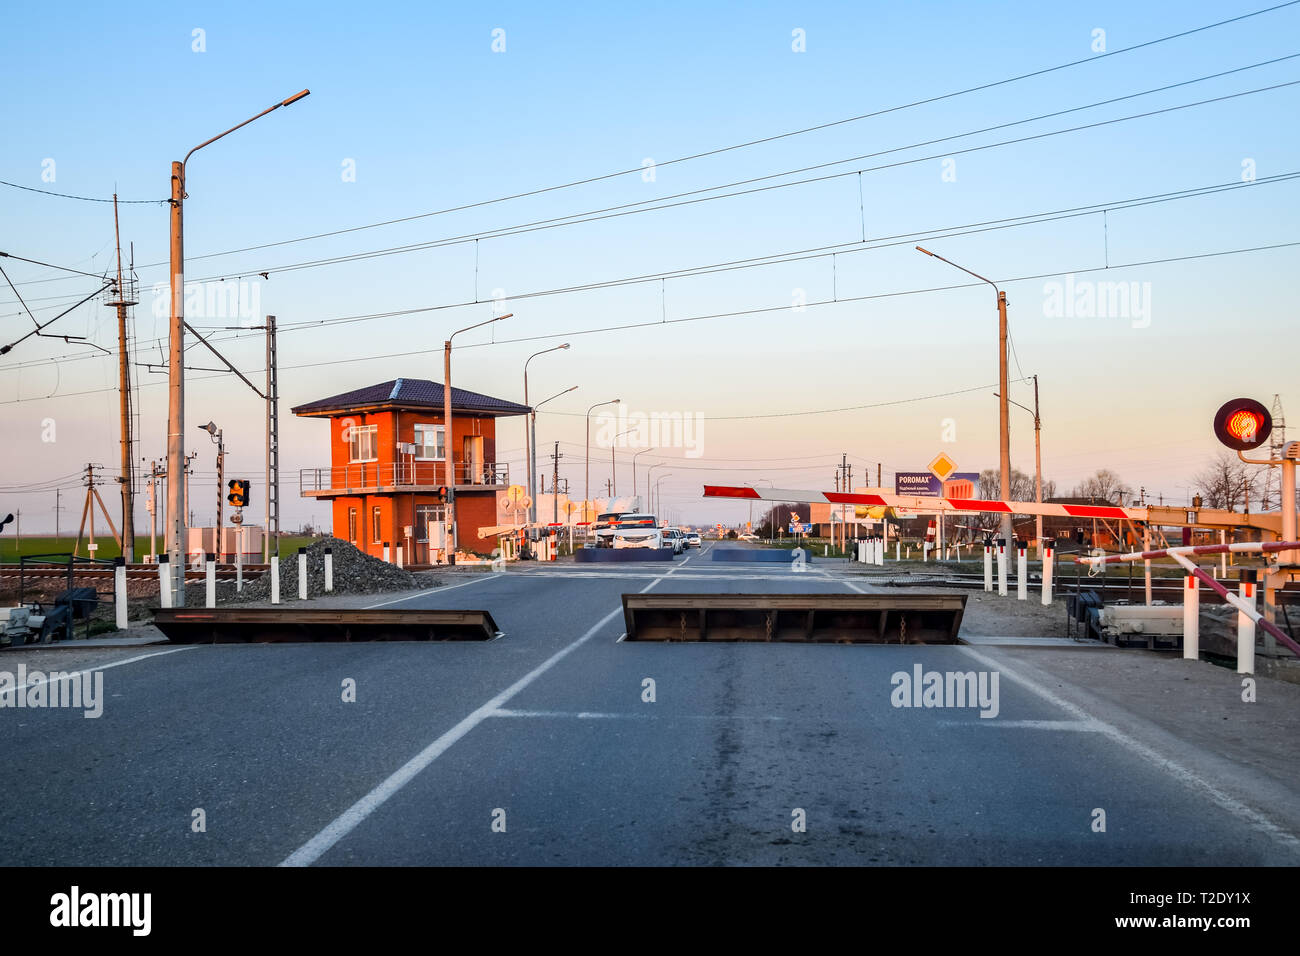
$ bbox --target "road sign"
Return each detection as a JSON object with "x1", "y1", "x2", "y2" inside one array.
[
  {"x1": 564, "y1": 500, "x2": 579, "y2": 514},
  {"x1": 521, "y1": 495, "x2": 533, "y2": 509},
  {"x1": 788, "y1": 522, "x2": 813, "y2": 534},
  {"x1": 505, "y1": 484, "x2": 527, "y2": 508},
  {"x1": 928, "y1": 452, "x2": 958, "y2": 481}
]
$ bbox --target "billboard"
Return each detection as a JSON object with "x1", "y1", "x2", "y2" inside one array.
[{"x1": 894, "y1": 472, "x2": 980, "y2": 498}]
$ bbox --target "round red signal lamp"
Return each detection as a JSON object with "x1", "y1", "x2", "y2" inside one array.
[{"x1": 1213, "y1": 398, "x2": 1272, "y2": 451}]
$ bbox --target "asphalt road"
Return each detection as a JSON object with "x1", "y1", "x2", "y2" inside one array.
[{"x1": 2, "y1": 541, "x2": 1297, "y2": 866}]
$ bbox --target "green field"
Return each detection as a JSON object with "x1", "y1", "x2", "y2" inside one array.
[{"x1": 0, "y1": 534, "x2": 323, "y2": 563}]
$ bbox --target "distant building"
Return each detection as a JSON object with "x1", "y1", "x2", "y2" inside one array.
[{"x1": 292, "y1": 378, "x2": 529, "y2": 563}]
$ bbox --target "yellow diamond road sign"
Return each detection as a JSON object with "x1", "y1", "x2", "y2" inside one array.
[{"x1": 928, "y1": 452, "x2": 958, "y2": 482}]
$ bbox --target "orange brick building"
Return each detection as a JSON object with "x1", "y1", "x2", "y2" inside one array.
[{"x1": 292, "y1": 378, "x2": 529, "y2": 563}]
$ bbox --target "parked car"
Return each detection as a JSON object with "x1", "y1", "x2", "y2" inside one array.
[
  {"x1": 685, "y1": 532, "x2": 702, "y2": 548},
  {"x1": 611, "y1": 515, "x2": 663, "y2": 549},
  {"x1": 738, "y1": 532, "x2": 760, "y2": 542}
]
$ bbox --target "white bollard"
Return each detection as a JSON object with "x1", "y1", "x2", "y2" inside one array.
[
  {"x1": 1041, "y1": 541, "x2": 1054, "y2": 605},
  {"x1": 922, "y1": 542, "x2": 928, "y2": 563},
  {"x1": 114, "y1": 558, "x2": 128, "y2": 630},
  {"x1": 205, "y1": 553, "x2": 216, "y2": 608},
  {"x1": 324, "y1": 546, "x2": 334, "y2": 592},
  {"x1": 1016, "y1": 541, "x2": 1027, "y2": 601},
  {"x1": 997, "y1": 539, "x2": 1008, "y2": 596},
  {"x1": 271, "y1": 555, "x2": 280, "y2": 605},
  {"x1": 382, "y1": 541, "x2": 390, "y2": 564},
  {"x1": 158, "y1": 554, "x2": 172, "y2": 609},
  {"x1": 895, "y1": 541, "x2": 901, "y2": 561},
  {"x1": 236, "y1": 546, "x2": 243, "y2": 593},
  {"x1": 1237, "y1": 570, "x2": 1257, "y2": 675},
  {"x1": 395, "y1": 545, "x2": 404, "y2": 569},
  {"x1": 1183, "y1": 572, "x2": 1200, "y2": 660},
  {"x1": 983, "y1": 542, "x2": 993, "y2": 592},
  {"x1": 298, "y1": 548, "x2": 308, "y2": 600}
]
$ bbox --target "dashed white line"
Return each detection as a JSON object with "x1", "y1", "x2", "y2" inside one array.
[{"x1": 281, "y1": 574, "x2": 666, "y2": 867}]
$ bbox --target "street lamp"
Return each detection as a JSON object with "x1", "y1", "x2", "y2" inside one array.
[
  {"x1": 585, "y1": 399, "x2": 619, "y2": 525},
  {"x1": 165, "y1": 89, "x2": 310, "y2": 605},
  {"x1": 444, "y1": 312, "x2": 512, "y2": 563},
  {"x1": 995, "y1": 373, "x2": 1042, "y2": 555},
  {"x1": 532, "y1": 385, "x2": 578, "y2": 525},
  {"x1": 632, "y1": 446, "x2": 657, "y2": 502},
  {"x1": 612, "y1": 428, "x2": 636, "y2": 498},
  {"x1": 198, "y1": 421, "x2": 224, "y2": 559},
  {"x1": 916, "y1": 245, "x2": 1013, "y2": 550},
  {"x1": 524, "y1": 344, "x2": 569, "y2": 530},
  {"x1": 655, "y1": 474, "x2": 673, "y2": 519}
]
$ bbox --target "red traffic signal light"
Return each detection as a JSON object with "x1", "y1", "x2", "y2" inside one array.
[
  {"x1": 1212, "y1": 398, "x2": 1272, "y2": 451},
  {"x1": 227, "y1": 479, "x2": 251, "y2": 508}
]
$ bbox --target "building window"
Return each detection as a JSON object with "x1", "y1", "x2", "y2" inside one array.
[
  {"x1": 348, "y1": 424, "x2": 378, "y2": 462},
  {"x1": 413, "y1": 424, "x2": 445, "y2": 461},
  {"x1": 347, "y1": 508, "x2": 358, "y2": 543},
  {"x1": 415, "y1": 505, "x2": 445, "y2": 543},
  {"x1": 372, "y1": 506, "x2": 382, "y2": 543}
]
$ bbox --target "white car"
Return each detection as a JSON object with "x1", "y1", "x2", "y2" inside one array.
[
  {"x1": 739, "y1": 532, "x2": 760, "y2": 542},
  {"x1": 611, "y1": 515, "x2": 663, "y2": 549},
  {"x1": 685, "y1": 532, "x2": 702, "y2": 548},
  {"x1": 661, "y1": 528, "x2": 686, "y2": 554}
]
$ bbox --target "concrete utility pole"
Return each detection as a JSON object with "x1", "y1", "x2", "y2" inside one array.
[
  {"x1": 264, "y1": 314, "x2": 280, "y2": 562},
  {"x1": 106, "y1": 196, "x2": 136, "y2": 562},
  {"x1": 551, "y1": 443, "x2": 562, "y2": 525},
  {"x1": 633, "y1": 446, "x2": 656, "y2": 502},
  {"x1": 523, "y1": 343, "x2": 569, "y2": 530},
  {"x1": 444, "y1": 313, "x2": 511, "y2": 563},
  {"x1": 916, "y1": 246, "x2": 1013, "y2": 548},
  {"x1": 166, "y1": 89, "x2": 310, "y2": 605}
]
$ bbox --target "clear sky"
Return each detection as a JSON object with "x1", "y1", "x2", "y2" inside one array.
[{"x1": 2, "y1": 0, "x2": 1298, "y2": 531}]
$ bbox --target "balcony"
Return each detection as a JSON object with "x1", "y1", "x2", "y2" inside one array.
[{"x1": 299, "y1": 461, "x2": 509, "y2": 498}]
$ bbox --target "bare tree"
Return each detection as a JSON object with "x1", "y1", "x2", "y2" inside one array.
[
  {"x1": 1073, "y1": 468, "x2": 1132, "y2": 504},
  {"x1": 1193, "y1": 451, "x2": 1263, "y2": 511}
]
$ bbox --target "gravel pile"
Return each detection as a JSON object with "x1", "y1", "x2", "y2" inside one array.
[{"x1": 216, "y1": 537, "x2": 439, "y2": 603}]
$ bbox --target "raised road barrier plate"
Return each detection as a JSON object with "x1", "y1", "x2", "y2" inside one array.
[
  {"x1": 574, "y1": 547, "x2": 675, "y2": 563},
  {"x1": 711, "y1": 547, "x2": 813, "y2": 563},
  {"x1": 622, "y1": 593, "x2": 966, "y2": 643},
  {"x1": 152, "y1": 607, "x2": 501, "y2": 643}
]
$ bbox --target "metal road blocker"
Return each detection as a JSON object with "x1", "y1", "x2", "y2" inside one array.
[
  {"x1": 622, "y1": 593, "x2": 967, "y2": 643},
  {"x1": 153, "y1": 607, "x2": 501, "y2": 643}
]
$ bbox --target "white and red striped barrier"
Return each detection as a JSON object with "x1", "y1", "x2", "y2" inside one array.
[
  {"x1": 1079, "y1": 541, "x2": 1300, "y2": 661},
  {"x1": 702, "y1": 485, "x2": 1142, "y2": 521}
]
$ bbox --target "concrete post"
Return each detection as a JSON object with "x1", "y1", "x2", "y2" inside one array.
[
  {"x1": 298, "y1": 547, "x2": 308, "y2": 600},
  {"x1": 1016, "y1": 540, "x2": 1027, "y2": 601},
  {"x1": 114, "y1": 558, "x2": 127, "y2": 630},
  {"x1": 1041, "y1": 540, "x2": 1054, "y2": 605},
  {"x1": 158, "y1": 554, "x2": 172, "y2": 609},
  {"x1": 205, "y1": 552, "x2": 216, "y2": 608},
  {"x1": 271, "y1": 555, "x2": 280, "y2": 605},
  {"x1": 382, "y1": 541, "x2": 390, "y2": 564},
  {"x1": 1183, "y1": 573, "x2": 1200, "y2": 660},
  {"x1": 324, "y1": 546, "x2": 334, "y2": 592},
  {"x1": 1238, "y1": 569, "x2": 1257, "y2": 675},
  {"x1": 395, "y1": 545, "x2": 404, "y2": 569},
  {"x1": 983, "y1": 541, "x2": 993, "y2": 592},
  {"x1": 997, "y1": 539, "x2": 1008, "y2": 596}
]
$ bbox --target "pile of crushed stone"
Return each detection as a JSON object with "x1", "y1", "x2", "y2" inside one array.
[{"x1": 181, "y1": 537, "x2": 439, "y2": 605}]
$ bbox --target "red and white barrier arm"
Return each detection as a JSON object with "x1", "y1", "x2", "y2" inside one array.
[
  {"x1": 702, "y1": 485, "x2": 1146, "y2": 522},
  {"x1": 1079, "y1": 542, "x2": 1300, "y2": 658}
]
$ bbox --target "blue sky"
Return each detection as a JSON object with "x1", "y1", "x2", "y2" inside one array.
[{"x1": 2, "y1": 0, "x2": 1298, "y2": 530}]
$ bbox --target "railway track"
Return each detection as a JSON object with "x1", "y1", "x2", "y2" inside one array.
[{"x1": 1, "y1": 564, "x2": 270, "y2": 583}]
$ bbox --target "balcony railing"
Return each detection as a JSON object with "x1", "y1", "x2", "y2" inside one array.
[{"x1": 299, "y1": 461, "x2": 509, "y2": 495}]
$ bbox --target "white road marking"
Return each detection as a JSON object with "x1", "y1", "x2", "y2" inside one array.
[
  {"x1": 937, "y1": 719, "x2": 1102, "y2": 731},
  {"x1": 364, "y1": 573, "x2": 506, "y2": 608},
  {"x1": 281, "y1": 574, "x2": 666, "y2": 867},
  {"x1": 957, "y1": 644, "x2": 1300, "y2": 853},
  {"x1": 488, "y1": 708, "x2": 784, "y2": 721},
  {"x1": 0, "y1": 646, "x2": 196, "y2": 699}
]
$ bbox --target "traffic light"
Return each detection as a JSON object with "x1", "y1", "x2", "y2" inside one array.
[
  {"x1": 1212, "y1": 397, "x2": 1271, "y2": 451},
  {"x1": 437, "y1": 485, "x2": 449, "y2": 501},
  {"x1": 227, "y1": 479, "x2": 250, "y2": 508}
]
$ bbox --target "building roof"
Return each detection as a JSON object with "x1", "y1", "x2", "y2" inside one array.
[{"x1": 291, "y1": 378, "x2": 531, "y2": 418}]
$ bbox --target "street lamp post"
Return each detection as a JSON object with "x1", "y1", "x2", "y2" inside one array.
[
  {"x1": 612, "y1": 428, "x2": 636, "y2": 498},
  {"x1": 916, "y1": 245, "x2": 1013, "y2": 549},
  {"x1": 444, "y1": 313, "x2": 511, "y2": 564},
  {"x1": 997, "y1": 374, "x2": 1043, "y2": 555},
  {"x1": 585, "y1": 399, "x2": 619, "y2": 525},
  {"x1": 655, "y1": 474, "x2": 673, "y2": 519},
  {"x1": 165, "y1": 88, "x2": 310, "y2": 605},
  {"x1": 532, "y1": 385, "x2": 578, "y2": 530},
  {"x1": 524, "y1": 343, "x2": 569, "y2": 533},
  {"x1": 199, "y1": 422, "x2": 223, "y2": 559},
  {"x1": 632, "y1": 446, "x2": 657, "y2": 502}
]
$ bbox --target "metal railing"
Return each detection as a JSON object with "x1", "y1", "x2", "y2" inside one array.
[{"x1": 299, "y1": 461, "x2": 509, "y2": 493}]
